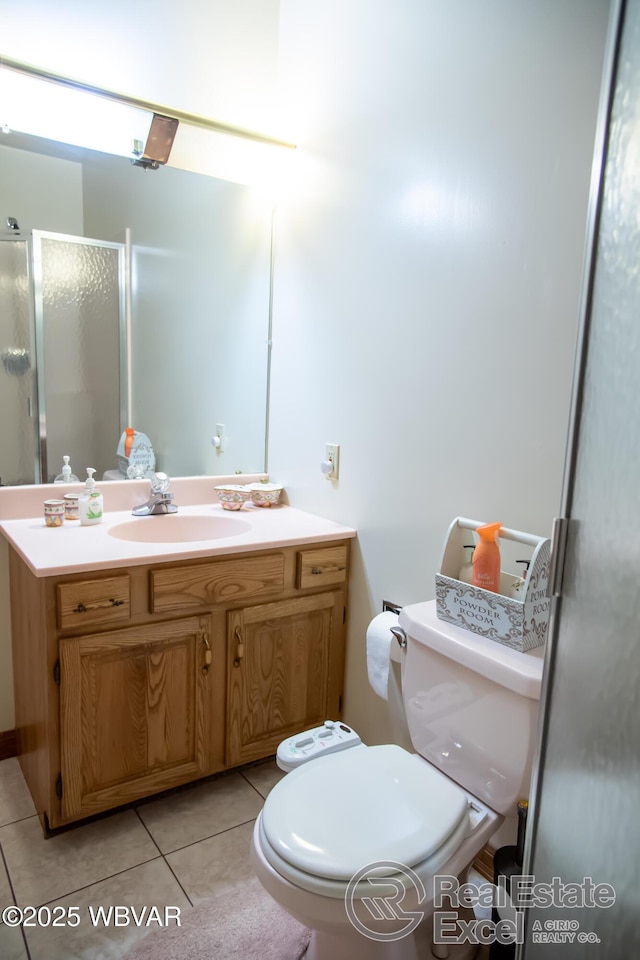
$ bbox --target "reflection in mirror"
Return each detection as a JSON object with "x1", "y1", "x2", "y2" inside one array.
[{"x1": 0, "y1": 131, "x2": 273, "y2": 485}]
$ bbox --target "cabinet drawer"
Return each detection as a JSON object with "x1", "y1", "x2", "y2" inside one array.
[
  {"x1": 297, "y1": 545, "x2": 348, "y2": 589},
  {"x1": 57, "y1": 576, "x2": 131, "y2": 630},
  {"x1": 151, "y1": 554, "x2": 285, "y2": 613}
]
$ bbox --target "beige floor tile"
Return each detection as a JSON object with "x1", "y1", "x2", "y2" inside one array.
[
  {"x1": 24, "y1": 858, "x2": 191, "y2": 960},
  {"x1": 137, "y1": 773, "x2": 263, "y2": 853},
  {"x1": 0, "y1": 924, "x2": 28, "y2": 960},
  {"x1": 166, "y1": 820, "x2": 255, "y2": 903},
  {"x1": 0, "y1": 810, "x2": 158, "y2": 908},
  {"x1": 0, "y1": 759, "x2": 36, "y2": 827},
  {"x1": 241, "y1": 758, "x2": 286, "y2": 799},
  {"x1": 1, "y1": 849, "x2": 15, "y2": 911}
]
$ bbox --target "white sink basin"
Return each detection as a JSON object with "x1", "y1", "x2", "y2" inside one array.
[{"x1": 108, "y1": 514, "x2": 251, "y2": 543}]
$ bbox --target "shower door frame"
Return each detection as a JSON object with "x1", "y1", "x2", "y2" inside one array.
[
  {"x1": 0, "y1": 234, "x2": 41, "y2": 484},
  {"x1": 31, "y1": 230, "x2": 128, "y2": 483}
]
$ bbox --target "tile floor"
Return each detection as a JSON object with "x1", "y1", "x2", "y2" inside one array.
[
  {"x1": 0, "y1": 755, "x2": 285, "y2": 960},
  {"x1": 0, "y1": 757, "x2": 494, "y2": 960}
]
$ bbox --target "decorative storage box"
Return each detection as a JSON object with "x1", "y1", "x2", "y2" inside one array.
[
  {"x1": 116, "y1": 430, "x2": 156, "y2": 478},
  {"x1": 435, "y1": 517, "x2": 551, "y2": 652}
]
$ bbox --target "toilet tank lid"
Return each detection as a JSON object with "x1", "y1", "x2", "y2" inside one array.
[{"x1": 399, "y1": 600, "x2": 544, "y2": 700}]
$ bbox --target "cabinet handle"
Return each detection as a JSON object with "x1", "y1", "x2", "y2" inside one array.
[
  {"x1": 233, "y1": 626, "x2": 244, "y2": 668},
  {"x1": 72, "y1": 598, "x2": 125, "y2": 614},
  {"x1": 201, "y1": 631, "x2": 212, "y2": 675}
]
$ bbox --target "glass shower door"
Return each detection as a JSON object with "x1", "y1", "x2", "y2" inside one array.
[
  {"x1": 33, "y1": 231, "x2": 126, "y2": 483},
  {"x1": 0, "y1": 238, "x2": 39, "y2": 485}
]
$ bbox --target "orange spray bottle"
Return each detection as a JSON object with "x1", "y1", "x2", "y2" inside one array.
[
  {"x1": 472, "y1": 522, "x2": 502, "y2": 593},
  {"x1": 124, "y1": 428, "x2": 135, "y2": 459}
]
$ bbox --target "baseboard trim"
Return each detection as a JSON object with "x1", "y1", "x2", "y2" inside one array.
[
  {"x1": 0, "y1": 729, "x2": 17, "y2": 761},
  {"x1": 472, "y1": 844, "x2": 495, "y2": 882}
]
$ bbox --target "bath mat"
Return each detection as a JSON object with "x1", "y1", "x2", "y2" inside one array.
[{"x1": 123, "y1": 878, "x2": 310, "y2": 960}]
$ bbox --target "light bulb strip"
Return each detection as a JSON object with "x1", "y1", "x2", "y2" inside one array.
[{"x1": 0, "y1": 54, "x2": 296, "y2": 150}]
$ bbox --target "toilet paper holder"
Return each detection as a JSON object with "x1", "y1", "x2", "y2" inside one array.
[
  {"x1": 382, "y1": 599, "x2": 401, "y2": 615},
  {"x1": 382, "y1": 599, "x2": 406, "y2": 648}
]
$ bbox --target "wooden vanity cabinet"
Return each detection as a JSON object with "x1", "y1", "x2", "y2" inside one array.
[
  {"x1": 9, "y1": 539, "x2": 349, "y2": 831},
  {"x1": 58, "y1": 616, "x2": 212, "y2": 822},
  {"x1": 226, "y1": 590, "x2": 345, "y2": 766}
]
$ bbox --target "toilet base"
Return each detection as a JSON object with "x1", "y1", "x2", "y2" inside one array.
[
  {"x1": 304, "y1": 926, "x2": 420, "y2": 960},
  {"x1": 302, "y1": 911, "x2": 481, "y2": 960},
  {"x1": 252, "y1": 798, "x2": 501, "y2": 960}
]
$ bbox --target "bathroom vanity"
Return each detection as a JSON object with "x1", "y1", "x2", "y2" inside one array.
[{"x1": 0, "y1": 488, "x2": 355, "y2": 832}]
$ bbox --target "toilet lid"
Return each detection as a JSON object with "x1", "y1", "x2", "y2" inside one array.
[{"x1": 261, "y1": 744, "x2": 468, "y2": 881}]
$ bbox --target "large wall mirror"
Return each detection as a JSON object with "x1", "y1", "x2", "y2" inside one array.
[{"x1": 0, "y1": 129, "x2": 273, "y2": 486}]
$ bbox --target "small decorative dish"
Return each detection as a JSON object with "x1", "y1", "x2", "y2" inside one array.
[
  {"x1": 214, "y1": 484, "x2": 251, "y2": 511},
  {"x1": 248, "y1": 482, "x2": 284, "y2": 507}
]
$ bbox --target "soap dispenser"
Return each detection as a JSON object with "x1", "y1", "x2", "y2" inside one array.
[
  {"x1": 508, "y1": 560, "x2": 530, "y2": 600},
  {"x1": 79, "y1": 468, "x2": 103, "y2": 525},
  {"x1": 54, "y1": 455, "x2": 79, "y2": 484},
  {"x1": 458, "y1": 544, "x2": 476, "y2": 584}
]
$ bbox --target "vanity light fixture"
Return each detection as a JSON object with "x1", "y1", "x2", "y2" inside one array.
[
  {"x1": 0, "y1": 55, "x2": 295, "y2": 148},
  {"x1": 0, "y1": 54, "x2": 296, "y2": 187},
  {"x1": 131, "y1": 113, "x2": 179, "y2": 170}
]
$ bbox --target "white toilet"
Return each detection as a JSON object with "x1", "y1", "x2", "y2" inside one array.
[{"x1": 250, "y1": 599, "x2": 544, "y2": 960}]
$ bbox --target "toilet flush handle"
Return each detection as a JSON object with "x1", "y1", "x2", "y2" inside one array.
[{"x1": 390, "y1": 626, "x2": 407, "y2": 649}]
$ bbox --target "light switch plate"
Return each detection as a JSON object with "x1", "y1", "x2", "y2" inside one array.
[{"x1": 325, "y1": 443, "x2": 340, "y2": 480}]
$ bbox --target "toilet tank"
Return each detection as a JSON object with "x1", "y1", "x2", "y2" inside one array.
[{"x1": 398, "y1": 600, "x2": 544, "y2": 815}]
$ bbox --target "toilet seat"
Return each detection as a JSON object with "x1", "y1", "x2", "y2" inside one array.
[
  {"x1": 257, "y1": 807, "x2": 471, "y2": 900},
  {"x1": 261, "y1": 744, "x2": 469, "y2": 889}
]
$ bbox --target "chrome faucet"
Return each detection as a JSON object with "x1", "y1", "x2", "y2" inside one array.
[{"x1": 132, "y1": 473, "x2": 178, "y2": 516}]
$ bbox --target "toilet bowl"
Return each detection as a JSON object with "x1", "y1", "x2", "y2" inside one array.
[
  {"x1": 251, "y1": 744, "x2": 500, "y2": 959},
  {"x1": 251, "y1": 600, "x2": 544, "y2": 960}
]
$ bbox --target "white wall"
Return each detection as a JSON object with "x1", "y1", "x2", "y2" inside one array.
[
  {"x1": 271, "y1": 0, "x2": 611, "y2": 745},
  {"x1": 0, "y1": 0, "x2": 280, "y2": 133},
  {"x1": 0, "y1": 144, "x2": 84, "y2": 235}
]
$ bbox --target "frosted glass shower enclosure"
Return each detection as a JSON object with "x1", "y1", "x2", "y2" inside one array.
[
  {"x1": 0, "y1": 230, "x2": 126, "y2": 485},
  {"x1": 0, "y1": 236, "x2": 34, "y2": 485}
]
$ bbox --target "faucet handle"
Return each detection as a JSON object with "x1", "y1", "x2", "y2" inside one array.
[{"x1": 150, "y1": 472, "x2": 170, "y2": 494}]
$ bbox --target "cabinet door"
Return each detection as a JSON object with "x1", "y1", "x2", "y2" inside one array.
[
  {"x1": 226, "y1": 592, "x2": 344, "y2": 765},
  {"x1": 59, "y1": 616, "x2": 212, "y2": 820}
]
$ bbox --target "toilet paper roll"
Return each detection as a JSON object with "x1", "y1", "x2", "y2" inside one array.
[{"x1": 366, "y1": 611, "x2": 400, "y2": 700}]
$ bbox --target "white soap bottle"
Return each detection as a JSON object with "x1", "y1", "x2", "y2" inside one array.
[
  {"x1": 79, "y1": 468, "x2": 103, "y2": 525},
  {"x1": 54, "y1": 455, "x2": 79, "y2": 483},
  {"x1": 458, "y1": 544, "x2": 476, "y2": 584}
]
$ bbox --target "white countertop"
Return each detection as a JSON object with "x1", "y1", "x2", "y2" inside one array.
[{"x1": 0, "y1": 481, "x2": 356, "y2": 578}]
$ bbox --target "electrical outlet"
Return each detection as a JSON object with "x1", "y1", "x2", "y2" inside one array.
[{"x1": 325, "y1": 443, "x2": 340, "y2": 480}]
